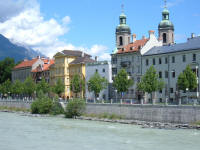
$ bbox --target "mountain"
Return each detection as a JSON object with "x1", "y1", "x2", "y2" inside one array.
[{"x1": 0, "y1": 34, "x2": 45, "y2": 62}]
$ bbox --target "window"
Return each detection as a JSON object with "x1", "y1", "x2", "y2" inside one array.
[
  {"x1": 163, "y1": 33, "x2": 167, "y2": 43},
  {"x1": 137, "y1": 77, "x2": 140, "y2": 83},
  {"x1": 146, "y1": 59, "x2": 149, "y2": 66},
  {"x1": 119, "y1": 36, "x2": 123, "y2": 46},
  {"x1": 172, "y1": 56, "x2": 175, "y2": 63},
  {"x1": 165, "y1": 71, "x2": 168, "y2": 78},
  {"x1": 182, "y1": 55, "x2": 186, "y2": 62},
  {"x1": 95, "y1": 69, "x2": 98, "y2": 73},
  {"x1": 112, "y1": 68, "x2": 117, "y2": 75},
  {"x1": 172, "y1": 70, "x2": 175, "y2": 78},
  {"x1": 159, "y1": 58, "x2": 162, "y2": 64},
  {"x1": 170, "y1": 88, "x2": 174, "y2": 93},
  {"x1": 159, "y1": 98, "x2": 162, "y2": 103},
  {"x1": 102, "y1": 68, "x2": 105, "y2": 73},
  {"x1": 137, "y1": 66, "x2": 140, "y2": 73},
  {"x1": 165, "y1": 57, "x2": 168, "y2": 64},
  {"x1": 153, "y1": 58, "x2": 156, "y2": 65},
  {"x1": 159, "y1": 71, "x2": 162, "y2": 78},
  {"x1": 159, "y1": 90, "x2": 162, "y2": 94},
  {"x1": 132, "y1": 66, "x2": 134, "y2": 73},
  {"x1": 193, "y1": 54, "x2": 196, "y2": 61}
]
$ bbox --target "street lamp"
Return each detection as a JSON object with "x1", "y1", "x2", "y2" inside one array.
[
  {"x1": 115, "y1": 89, "x2": 117, "y2": 103},
  {"x1": 196, "y1": 65, "x2": 199, "y2": 105}
]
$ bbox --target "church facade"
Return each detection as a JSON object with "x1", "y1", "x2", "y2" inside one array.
[{"x1": 111, "y1": 3, "x2": 200, "y2": 104}]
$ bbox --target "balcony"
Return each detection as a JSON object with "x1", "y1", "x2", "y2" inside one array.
[{"x1": 121, "y1": 61, "x2": 131, "y2": 68}]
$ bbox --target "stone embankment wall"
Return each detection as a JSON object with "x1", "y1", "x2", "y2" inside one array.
[
  {"x1": 0, "y1": 100, "x2": 31, "y2": 109},
  {"x1": 1, "y1": 100, "x2": 200, "y2": 124},
  {"x1": 86, "y1": 104, "x2": 200, "y2": 124}
]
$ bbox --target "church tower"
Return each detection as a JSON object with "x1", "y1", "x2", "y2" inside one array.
[
  {"x1": 116, "y1": 5, "x2": 131, "y2": 50},
  {"x1": 158, "y1": 0, "x2": 174, "y2": 46}
]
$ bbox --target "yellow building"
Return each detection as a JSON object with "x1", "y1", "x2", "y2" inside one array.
[{"x1": 50, "y1": 50, "x2": 94, "y2": 99}]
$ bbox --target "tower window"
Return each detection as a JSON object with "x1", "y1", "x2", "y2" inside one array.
[
  {"x1": 119, "y1": 36, "x2": 123, "y2": 46},
  {"x1": 163, "y1": 33, "x2": 167, "y2": 43}
]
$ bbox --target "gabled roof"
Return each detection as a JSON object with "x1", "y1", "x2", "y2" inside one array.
[
  {"x1": 144, "y1": 36, "x2": 200, "y2": 56},
  {"x1": 117, "y1": 38, "x2": 149, "y2": 54},
  {"x1": 70, "y1": 57, "x2": 95, "y2": 65},
  {"x1": 14, "y1": 58, "x2": 39, "y2": 69},
  {"x1": 61, "y1": 50, "x2": 91, "y2": 57}
]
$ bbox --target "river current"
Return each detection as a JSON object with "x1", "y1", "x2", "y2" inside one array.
[{"x1": 0, "y1": 112, "x2": 200, "y2": 150}]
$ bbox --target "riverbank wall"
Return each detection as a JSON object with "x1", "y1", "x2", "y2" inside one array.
[{"x1": 1, "y1": 100, "x2": 200, "y2": 124}]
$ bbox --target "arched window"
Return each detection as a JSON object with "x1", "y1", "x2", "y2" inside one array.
[
  {"x1": 163, "y1": 33, "x2": 167, "y2": 43},
  {"x1": 119, "y1": 36, "x2": 123, "y2": 46}
]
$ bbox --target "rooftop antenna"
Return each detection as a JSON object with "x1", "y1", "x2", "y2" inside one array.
[
  {"x1": 164, "y1": 0, "x2": 167, "y2": 8},
  {"x1": 121, "y1": 4, "x2": 124, "y2": 13}
]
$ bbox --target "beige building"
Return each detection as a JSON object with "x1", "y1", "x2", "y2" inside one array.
[{"x1": 50, "y1": 50, "x2": 94, "y2": 98}]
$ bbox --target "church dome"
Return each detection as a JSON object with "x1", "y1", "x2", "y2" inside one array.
[
  {"x1": 158, "y1": 20, "x2": 174, "y2": 30},
  {"x1": 116, "y1": 13, "x2": 131, "y2": 34}
]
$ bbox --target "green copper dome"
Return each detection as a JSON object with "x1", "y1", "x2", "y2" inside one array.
[
  {"x1": 116, "y1": 13, "x2": 131, "y2": 34},
  {"x1": 158, "y1": 8, "x2": 174, "y2": 30}
]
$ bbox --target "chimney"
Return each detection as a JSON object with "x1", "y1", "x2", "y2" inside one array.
[
  {"x1": 37, "y1": 56, "x2": 40, "y2": 59},
  {"x1": 24, "y1": 58, "x2": 28, "y2": 61},
  {"x1": 149, "y1": 30, "x2": 155, "y2": 39},
  {"x1": 81, "y1": 52, "x2": 84, "y2": 57},
  {"x1": 191, "y1": 33, "x2": 195, "y2": 38},
  {"x1": 95, "y1": 56, "x2": 98, "y2": 61},
  {"x1": 132, "y1": 34, "x2": 136, "y2": 42},
  {"x1": 142, "y1": 35, "x2": 146, "y2": 39}
]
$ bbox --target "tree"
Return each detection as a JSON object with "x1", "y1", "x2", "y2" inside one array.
[
  {"x1": 23, "y1": 76, "x2": 36, "y2": 97},
  {"x1": 36, "y1": 77, "x2": 50, "y2": 94},
  {"x1": 0, "y1": 79, "x2": 12, "y2": 96},
  {"x1": 138, "y1": 66, "x2": 164, "y2": 103},
  {"x1": 70, "y1": 74, "x2": 85, "y2": 98},
  {"x1": 113, "y1": 69, "x2": 133, "y2": 98},
  {"x1": 87, "y1": 72, "x2": 108, "y2": 101},
  {"x1": 184, "y1": 65, "x2": 197, "y2": 91},
  {"x1": 11, "y1": 80, "x2": 23, "y2": 96},
  {"x1": 52, "y1": 78, "x2": 65, "y2": 97},
  {"x1": 0, "y1": 57, "x2": 15, "y2": 84},
  {"x1": 177, "y1": 72, "x2": 189, "y2": 91}
]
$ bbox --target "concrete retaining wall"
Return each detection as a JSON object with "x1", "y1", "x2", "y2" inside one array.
[
  {"x1": 86, "y1": 104, "x2": 200, "y2": 124},
  {"x1": 1, "y1": 101, "x2": 200, "y2": 124}
]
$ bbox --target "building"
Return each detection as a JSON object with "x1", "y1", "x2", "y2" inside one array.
[
  {"x1": 32, "y1": 58, "x2": 54, "y2": 83},
  {"x1": 85, "y1": 61, "x2": 112, "y2": 101},
  {"x1": 111, "y1": 10, "x2": 162, "y2": 101},
  {"x1": 50, "y1": 50, "x2": 94, "y2": 98},
  {"x1": 143, "y1": 35, "x2": 200, "y2": 103},
  {"x1": 12, "y1": 57, "x2": 44, "y2": 82}
]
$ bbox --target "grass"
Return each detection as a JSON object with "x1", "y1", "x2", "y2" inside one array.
[
  {"x1": 0, "y1": 106, "x2": 30, "y2": 112},
  {"x1": 83, "y1": 112, "x2": 125, "y2": 120},
  {"x1": 191, "y1": 120, "x2": 200, "y2": 126}
]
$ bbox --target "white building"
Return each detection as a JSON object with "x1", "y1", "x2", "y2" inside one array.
[
  {"x1": 85, "y1": 61, "x2": 112, "y2": 101},
  {"x1": 143, "y1": 35, "x2": 200, "y2": 103}
]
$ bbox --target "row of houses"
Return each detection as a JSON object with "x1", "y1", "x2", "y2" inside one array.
[{"x1": 12, "y1": 4, "x2": 200, "y2": 103}]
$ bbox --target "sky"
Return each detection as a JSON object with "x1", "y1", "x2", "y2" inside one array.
[{"x1": 0, "y1": 0, "x2": 199, "y2": 60}]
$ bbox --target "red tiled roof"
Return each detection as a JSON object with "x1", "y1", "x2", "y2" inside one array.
[
  {"x1": 14, "y1": 58, "x2": 39, "y2": 69},
  {"x1": 117, "y1": 38, "x2": 149, "y2": 54}
]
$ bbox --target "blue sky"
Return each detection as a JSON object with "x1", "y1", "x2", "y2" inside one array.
[{"x1": 0, "y1": 0, "x2": 200, "y2": 60}]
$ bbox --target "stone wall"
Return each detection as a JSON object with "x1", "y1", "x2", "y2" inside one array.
[
  {"x1": 86, "y1": 104, "x2": 200, "y2": 124},
  {"x1": 1, "y1": 100, "x2": 200, "y2": 124}
]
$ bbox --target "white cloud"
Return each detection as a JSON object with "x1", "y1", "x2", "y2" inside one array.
[
  {"x1": 0, "y1": 0, "x2": 110, "y2": 61},
  {"x1": 161, "y1": 0, "x2": 184, "y2": 8}
]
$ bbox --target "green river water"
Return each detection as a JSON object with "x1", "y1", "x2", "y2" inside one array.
[{"x1": 0, "y1": 112, "x2": 200, "y2": 150}]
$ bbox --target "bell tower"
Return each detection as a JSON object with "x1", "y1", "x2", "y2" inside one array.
[
  {"x1": 116, "y1": 5, "x2": 131, "y2": 49},
  {"x1": 158, "y1": 0, "x2": 174, "y2": 46}
]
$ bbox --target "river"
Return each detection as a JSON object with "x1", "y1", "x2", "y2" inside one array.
[{"x1": 0, "y1": 112, "x2": 200, "y2": 150}]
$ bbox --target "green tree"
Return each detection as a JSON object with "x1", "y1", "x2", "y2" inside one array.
[
  {"x1": 0, "y1": 79, "x2": 12, "y2": 96},
  {"x1": 65, "y1": 99, "x2": 86, "y2": 118},
  {"x1": 87, "y1": 72, "x2": 108, "y2": 101},
  {"x1": 138, "y1": 66, "x2": 164, "y2": 103},
  {"x1": 23, "y1": 76, "x2": 36, "y2": 97},
  {"x1": 184, "y1": 65, "x2": 197, "y2": 91},
  {"x1": 0, "y1": 57, "x2": 15, "y2": 84},
  {"x1": 11, "y1": 80, "x2": 23, "y2": 95},
  {"x1": 113, "y1": 69, "x2": 134, "y2": 98},
  {"x1": 70, "y1": 74, "x2": 85, "y2": 98},
  {"x1": 177, "y1": 72, "x2": 189, "y2": 91},
  {"x1": 36, "y1": 77, "x2": 50, "y2": 94},
  {"x1": 52, "y1": 78, "x2": 65, "y2": 97}
]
